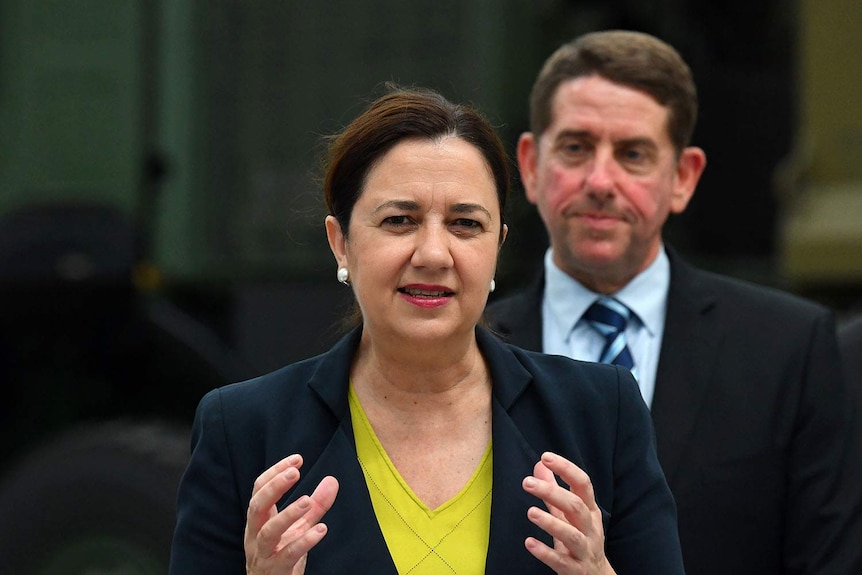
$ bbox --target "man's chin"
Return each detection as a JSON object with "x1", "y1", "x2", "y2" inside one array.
[{"x1": 573, "y1": 245, "x2": 625, "y2": 269}]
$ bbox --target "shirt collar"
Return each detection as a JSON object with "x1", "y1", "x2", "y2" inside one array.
[
  {"x1": 543, "y1": 246, "x2": 670, "y2": 340},
  {"x1": 613, "y1": 247, "x2": 669, "y2": 338}
]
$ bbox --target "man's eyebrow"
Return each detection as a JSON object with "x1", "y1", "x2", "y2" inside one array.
[
  {"x1": 554, "y1": 129, "x2": 594, "y2": 142},
  {"x1": 372, "y1": 199, "x2": 419, "y2": 214},
  {"x1": 451, "y1": 203, "x2": 492, "y2": 219},
  {"x1": 553, "y1": 131, "x2": 660, "y2": 154},
  {"x1": 616, "y1": 137, "x2": 658, "y2": 149}
]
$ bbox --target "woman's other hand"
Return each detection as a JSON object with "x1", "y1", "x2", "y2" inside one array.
[
  {"x1": 522, "y1": 452, "x2": 615, "y2": 575},
  {"x1": 244, "y1": 454, "x2": 339, "y2": 575}
]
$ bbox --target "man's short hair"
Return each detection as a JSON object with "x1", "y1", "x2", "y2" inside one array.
[{"x1": 529, "y1": 30, "x2": 698, "y2": 155}]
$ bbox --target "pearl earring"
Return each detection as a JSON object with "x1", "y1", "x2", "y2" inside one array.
[
  {"x1": 489, "y1": 279, "x2": 496, "y2": 293},
  {"x1": 337, "y1": 267, "x2": 350, "y2": 285}
]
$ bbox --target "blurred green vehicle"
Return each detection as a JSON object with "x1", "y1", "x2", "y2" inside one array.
[{"x1": 0, "y1": 1, "x2": 529, "y2": 572}]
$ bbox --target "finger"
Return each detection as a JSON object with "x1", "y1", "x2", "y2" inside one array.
[
  {"x1": 262, "y1": 475, "x2": 340, "y2": 546},
  {"x1": 540, "y1": 452, "x2": 598, "y2": 513},
  {"x1": 252, "y1": 454, "x2": 303, "y2": 496},
  {"x1": 523, "y1": 460, "x2": 594, "y2": 538},
  {"x1": 541, "y1": 452, "x2": 603, "y2": 540},
  {"x1": 247, "y1": 466, "x2": 302, "y2": 538},
  {"x1": 524, "y1": 535, "x2": 574, "y2": 574},
  {"x1": 533, "y1": 459, "x2": 555, "y2": 483},
  {"x1": 530, "y1": 461, "x2": 566, "y2": 522},
  {"x1": 278, "y1": 521, "x2": 329, "y2": 565},
  {"x1": 527, "y1": 504, "x2": 589, "y2": 557},
  {"x1": 309, "y1": 476, "x2": 339, "y2": 515}
]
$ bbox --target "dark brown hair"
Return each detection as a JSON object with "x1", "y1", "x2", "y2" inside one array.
[
  {"x1": 529, "y1": 30, "x2": 698, "y2": 155},
  {"x1": 323, "y1": 86, "x2": 509, "y2": 242}
]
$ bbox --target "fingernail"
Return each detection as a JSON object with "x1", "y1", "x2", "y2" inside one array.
[
  {"x1": 523, "y1": 477, "x2": 536, "y2": 489},
  {"x1": 283, "y1": 468, "x2": 298, "y2": 480},
  {"x1": 286, "y1": 454, "x2": 301, "y2": 466},
  {"x1": 542, "y1": 452, "x2": 556, "y2": 463},
  {"x1": 297, "y1": 496, "x2": 310, "y2": 509}
]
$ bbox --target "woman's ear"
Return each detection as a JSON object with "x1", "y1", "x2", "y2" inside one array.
[{"x1": 325, "y1": 215, "x2": 348, "y2": 267}]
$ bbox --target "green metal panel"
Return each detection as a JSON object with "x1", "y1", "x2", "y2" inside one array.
[
  {"x1": 800, "y1": 0, "x2": 862, "y2": 183},
  {"x1": 153, "y1": 0, "x2": 526, "y2": 283},
  {"x1": 0, "y1": 0, "x2": 143, "y2": 215},
  {"x1": 778, "y1": 0, "x2": 862, "y2": 287},
  {"x1": 150, "y1": 0, "x2": 205, "y2": 280}
]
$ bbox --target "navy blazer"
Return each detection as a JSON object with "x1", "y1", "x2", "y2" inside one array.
[
  {"x1": 486, "y1": 248, "x2": 862, "y2": 575},
  {"x1": 169, "y1": 326, "x2": 684, "y2": 574}
]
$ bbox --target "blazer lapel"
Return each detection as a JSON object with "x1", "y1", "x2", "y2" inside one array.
[
  {"x1": 291, "y1": 326, "x2": 556, "y2": 574},
  {"x1": 651, "y1": 250, "x2": 722, "y2": 482},
  {"x1": 299, "y1": 423, "x2": 399, "y2": 575},
  {"x1": 488, "y1": 275, "x2": 544, "y2": 352},
  {"x1": 286, "y1": 327, "x2": 399, "y2": 575},
  {"x1": 478, "y1": 328, "x2": 554, "y2": 574}
]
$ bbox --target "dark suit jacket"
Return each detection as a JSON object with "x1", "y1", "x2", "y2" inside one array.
[
  {"x1": 169, "y1": 326, "x2": 684, "y2": 574},
  {"x1": 486, "y1": 248, "x2": 862, "y2": 575},
  {"x1": 840, "y1": 315, "x2": 862, "y2": 393}
]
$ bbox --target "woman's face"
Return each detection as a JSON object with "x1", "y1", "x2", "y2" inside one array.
[{"x1": 326, "y1": 136, "x2": 507, "y2": 346}]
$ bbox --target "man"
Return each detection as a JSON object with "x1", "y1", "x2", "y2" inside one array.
[{"x1": 487, "y1": 30, "x2": 862, "y2": 575}]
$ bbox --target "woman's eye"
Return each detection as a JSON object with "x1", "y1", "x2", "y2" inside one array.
[
  {"x1": 451, "y1": 219, "x2": 483, "y2": 234},
  {"x1": 382, "y1": 215, "x2": 411, "y2": 226}
]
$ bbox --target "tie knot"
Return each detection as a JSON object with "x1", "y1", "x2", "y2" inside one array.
[
  {"x1": 583, "y1": 297, "x2": 630, "y2": 334},
  {"x1": 582, "y1": 297, "x2": 636, "y2": 375}
]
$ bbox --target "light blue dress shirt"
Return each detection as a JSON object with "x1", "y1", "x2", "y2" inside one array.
[{"x1": 541, "y1": 246, "x2": 670, "y2": 407}]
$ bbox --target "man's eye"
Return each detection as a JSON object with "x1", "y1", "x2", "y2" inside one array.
[{"x1": 620, "y1": 147, "x2": 653, "y2": 165}]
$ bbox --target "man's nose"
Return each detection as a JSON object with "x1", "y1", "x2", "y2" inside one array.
[{"x1": 585, "y1": 150, "x2": 616, "y2": 194}]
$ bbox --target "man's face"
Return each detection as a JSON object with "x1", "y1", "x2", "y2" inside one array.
[{"x1": 518, "y1": 75, "x2": 704, "y2": 293}]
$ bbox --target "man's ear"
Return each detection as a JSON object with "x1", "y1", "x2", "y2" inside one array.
[
  {"x1": 517, "y1": 132, "x2": 540, "y2": 205},
  {"x1": 670, "y1": 146, "x2": 706, "y2": 214},
  {"x1": 325, "y1": 215, "x2": 348, "y2": 267}
]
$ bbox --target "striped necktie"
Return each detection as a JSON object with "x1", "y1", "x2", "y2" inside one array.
[{"x1": 583, "y1": 297, "x2": 637, "y2": 377}]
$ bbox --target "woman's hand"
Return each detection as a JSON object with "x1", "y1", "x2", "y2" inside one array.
[
  {"x1": 244, "y1": 454, "x2": 339, "y2": 575},
  {"x1": 522, "y1": 452, "x2": 615, "y2": 575}
]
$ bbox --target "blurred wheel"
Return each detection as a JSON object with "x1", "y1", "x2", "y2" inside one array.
[{"x1": 0, "y1": 421, "x2": 189, "y2": 575}]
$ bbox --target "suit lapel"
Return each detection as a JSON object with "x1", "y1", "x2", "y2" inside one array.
[{"x1": 651, "y1": 250, "x2": 722, "y2": 482}]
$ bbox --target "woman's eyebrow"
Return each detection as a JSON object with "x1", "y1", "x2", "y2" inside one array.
[
  {"x1": 372, "y1": 199, "x2": 420, "y2": 214},
  {"x1": 451, "y1": 203, "x2": 492, "y2": 219}
]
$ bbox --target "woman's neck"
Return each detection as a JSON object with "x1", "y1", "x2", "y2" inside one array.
[{"x1": 350, "y1": 330, "x2": 490, "y2": 413}]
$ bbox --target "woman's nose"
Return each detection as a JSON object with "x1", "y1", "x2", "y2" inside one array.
[{"x1": 411, "y1": 224, "x2": 454, "y2": 269}]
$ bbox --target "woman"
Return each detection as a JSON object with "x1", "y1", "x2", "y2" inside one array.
[{"x1": 169, "y1": 87, "x2": 684, "y2": 575}]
